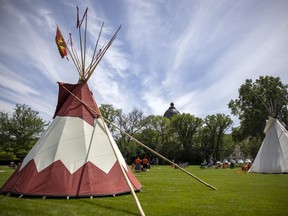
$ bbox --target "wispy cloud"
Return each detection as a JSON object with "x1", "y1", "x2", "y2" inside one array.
[{"x1": 0, "y1": 0, "x2": 287, "y2": 125}]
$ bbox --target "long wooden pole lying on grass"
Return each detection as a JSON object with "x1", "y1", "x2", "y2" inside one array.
[
  {"x1": 62, "y1": 84, "x2": 217, "y2": 191},
  {"x1": 104, "y1": 118, "x2": 217, "y2": 191}
]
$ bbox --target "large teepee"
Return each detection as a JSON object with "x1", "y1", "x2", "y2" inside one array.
[
  {"x1": 0, "y1": 7, "x2": 141, "y2": 198},
  {"x1": 249, "y1": 116, "x2": 288, "y2": 173},
  {"x1": 0, "y1": 81, "x2": 141, "y2": 197}
]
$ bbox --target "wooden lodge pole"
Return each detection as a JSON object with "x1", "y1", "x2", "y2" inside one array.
[
  {"x1": 98, "y1": 115, "x2": 146, "y2": 216},
  {"x1": 104, "y1": 118, "x2": 217, "y2": 191}
]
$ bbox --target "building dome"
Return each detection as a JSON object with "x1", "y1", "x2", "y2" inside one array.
[{"x1": 164, "y1": 102, "x2": 180, "y2": 119}]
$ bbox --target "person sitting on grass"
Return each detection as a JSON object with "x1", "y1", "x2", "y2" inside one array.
[
  {"x1": 207, "y1": 160, "x2": 214, "y2": 168},
  {"x1": 142, "y1": 157, "x2": 149, "y2": 171},
  {"x1": 200, "y1": 159, "x2": 207, "y2": 169},
  {"x1": 135, "y1": 156, "x2": 142, "y2": 172},
  {"x1": 242, "y1": 163, "x2": 250, "y2": 172}
]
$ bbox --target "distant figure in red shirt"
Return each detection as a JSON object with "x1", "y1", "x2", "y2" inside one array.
[
  {"x1": 135, "y1": 156, "x2": 142, "y2": 172},
  {"x1": 142, "y1": 157, "x2": 149, "y2": 171}
]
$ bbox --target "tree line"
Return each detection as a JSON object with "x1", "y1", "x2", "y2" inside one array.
[{"x1": 0, "y1": 76, "x2": 287, "y2": 165}]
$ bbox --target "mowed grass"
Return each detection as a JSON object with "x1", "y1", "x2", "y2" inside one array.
[{"x1": 0, "y1": 165, "x2": 288, "y2": 216}]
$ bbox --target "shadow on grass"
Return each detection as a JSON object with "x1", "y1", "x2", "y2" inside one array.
[
  {"x1": 0, "y1": 193, "x2": 139, "y2": 216},
  {"x1": 78, "y1": 198, "x2": 139, "y2": 216}
]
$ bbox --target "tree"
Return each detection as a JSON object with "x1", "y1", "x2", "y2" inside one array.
[
  {"x1": 170, "y1": 113, "x2": 203, "y2": 163},
  {"x1": 202, "y1": 114, "x2": 233, "y2": 161},
  {"x1": 228, "y1": 76, "x2": 288, "y2": 141},
  {"x1": 117, "y1": 108, "x2": 148, "y2": 162},
  {"x1": 99, "y1": 104, "x2": 121, "y2": 130},
  {"x1": 237, "y1": 137, "x2": 260, "y2": 159},
  {"x1": 136, "y1": 115, "x2": 171, "y2": 160},
  {"x1": 0, "y1": 104, "x2": 45, "y2": 160},
  {"x1": 0, "y1": 112, "x2": 10, "y2": 149},
  {"x1": 221, "y1": 134, "x2": 236, "y2": 159}
]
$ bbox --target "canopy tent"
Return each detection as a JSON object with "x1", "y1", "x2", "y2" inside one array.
[{"x1": 249, "y1": 116, "x2": 288, "y2": 173}]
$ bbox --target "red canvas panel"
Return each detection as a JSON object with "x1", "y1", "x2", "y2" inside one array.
[
  {"x1": 53, "y1": 82, "x2": 100, "y2": 126},
  {"x1": 0, "y1": 160, "x2": 141, "y2": 197}
]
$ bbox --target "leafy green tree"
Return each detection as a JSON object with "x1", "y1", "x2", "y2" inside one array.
[
  {"x1": 237, "y1": 137, "x2": 261, "y2": 159},
  {"x1": 0, "y1": 151, "x2": 17, "y2": 161},
  {"x1": 170, "y1": 113, "x2": 203, "y2": 163},
  {"x1": 202, "y1": 114, "x2": 233, "y2": 161},
  {"x1": 229, "y1": 76, "x2": 288, "y2": 141},
  {"x1": 0, "y1": 104, "x2": 45, "y2": 160},
  {"x1": 0, "y1": 112, "x2": 11, "y2": 150},
  {"x1": 99, "y1": 104, "x2": 121, "y2": 130},
  {"x1": 221, "y1": 134, "x2": 235, "y2": 159},
  {"x1": 136, "y1": 115, "x2": 171, "y2": 159},
  {"x1": 117, "y1": 108, "x2": 147, "y2": 162}
]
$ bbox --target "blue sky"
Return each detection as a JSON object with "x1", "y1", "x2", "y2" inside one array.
[{"x1": 0, "y1": 0, "x2": 287, "y2": 127}]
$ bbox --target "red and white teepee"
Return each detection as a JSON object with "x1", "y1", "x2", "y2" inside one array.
[
  {"x1": 1, "y1": 6, "x2": 143, "y2": 198},
  {"x1": 0, "y1": 7, "x2": 146, "y2": 214},
  {"x1": 0, "y1": 82, "x2": 141, "y2": 197}
]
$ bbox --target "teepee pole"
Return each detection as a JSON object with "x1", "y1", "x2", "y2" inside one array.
[
  {"x1": 86, "y1": 25, "x2": 121, "y2": 81},
  {"x1": 83, "y1": 9, "x2": 88, "y2": 76},
  {"x1": 66, "y1": 46, "x2": 81, "y2": 78},
  {"x1": 60, "y1": 84, "x2": 217, "y2": 191},
  {"x1": 60, "y1": 85, "x2": 145, "y2": 215},
  {"x1": 60, "y1": 85, "x2": 216, "y2": 191},
  {"x1": 98, "y1": 115, "x2": 146, "y2": 216},
  {"x1": 84, "y1": 22, "x2": 104, "y2": 78},
  {"x1": 104, "y1": 118, "x2": 217, "y2": 191}
]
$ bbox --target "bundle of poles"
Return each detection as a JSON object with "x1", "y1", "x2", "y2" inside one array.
[{"x1": 57, "y1": 7, "x2": 121, "y2": 83}]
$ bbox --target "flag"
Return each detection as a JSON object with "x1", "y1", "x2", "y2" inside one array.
[{"x1": 55, "y1": 26, "x2": 67, "y2": 58}]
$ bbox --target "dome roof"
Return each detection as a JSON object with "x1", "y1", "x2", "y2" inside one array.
[{"x1": 164, "y1": 102, "x2": 180, "y2": 119}]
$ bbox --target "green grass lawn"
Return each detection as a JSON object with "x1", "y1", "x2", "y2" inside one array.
[{"x1": 0, "y1": 165, "x2": 288, "y2": 216}]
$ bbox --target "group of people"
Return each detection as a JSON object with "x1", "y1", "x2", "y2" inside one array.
[
  {"x1": 200, "y1": 159, "x2": 235, "y2": 169},
  {"x1": 171, "y1": 160, "x2": 189, "y2": 169},
  {"x1": 200, "y1": 159, "x2": 217, "y2": 169},
  {"x1": 133, "y1": 156, "x2": 155, "y2": 172},
  {"x1": 200, "y1": 159, "x2": 252, "y2": 171}
]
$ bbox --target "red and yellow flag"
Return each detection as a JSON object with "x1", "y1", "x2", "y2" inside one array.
[{"x1": 55, "y1": 26, "x2": 67, "y2": 58}]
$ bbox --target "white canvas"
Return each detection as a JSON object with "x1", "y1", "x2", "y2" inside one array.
[
  {"x1": 20, "y1": 116, "x2": 127, "y2": 174},
  {"x1": 249, "y1": 117, "x2": 288, "y2": 173}
]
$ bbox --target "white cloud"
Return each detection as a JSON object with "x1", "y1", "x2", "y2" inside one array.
[{"x1": 0, "y1": 0, "x2": 287, "y2": 126}]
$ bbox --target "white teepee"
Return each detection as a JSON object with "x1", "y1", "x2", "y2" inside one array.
[{"x1": 249, "y1": 116, "x2": 288, "y2": 173}]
